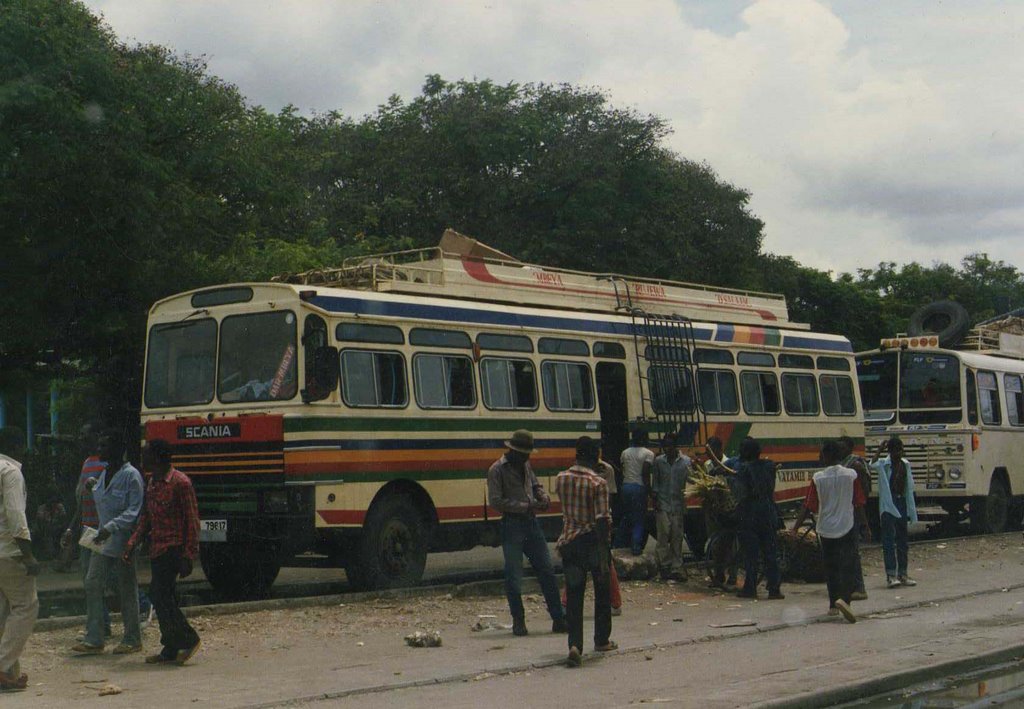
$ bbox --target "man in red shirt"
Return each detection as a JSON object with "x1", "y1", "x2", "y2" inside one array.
[
  {"x1": 124, "y1": 439, "x2": 201, "y2": 665},
  {"x1": 555, "y1": 437, "x2": 615, "y2": 668}
]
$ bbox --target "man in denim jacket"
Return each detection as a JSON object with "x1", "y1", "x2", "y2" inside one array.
[
  {"x1": 870, "y1": 436, "x2": 918, "y2": 589},
  {"x1": 71, "y1": 428, "x2": 144, "y2": 655}
]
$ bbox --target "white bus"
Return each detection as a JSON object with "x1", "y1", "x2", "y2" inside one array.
[
  {"x1": 140, "y1": 231, "x2": 864, "y2": 596},
  {"x1": 856, "y1": 319, "x2": 1024, "y2": 533}
]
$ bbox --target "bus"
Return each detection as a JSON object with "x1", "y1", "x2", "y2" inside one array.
[
  {"x1": 856, "y1": 320, "x2": 1024, "y2": 534},
  {"x1": 140, "y1": 230, "x2": 864, "y2": 596}
]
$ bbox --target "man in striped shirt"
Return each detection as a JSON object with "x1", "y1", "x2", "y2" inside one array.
[{"x1": 555, "y1": 437, "x2": 615, "y2": 668}]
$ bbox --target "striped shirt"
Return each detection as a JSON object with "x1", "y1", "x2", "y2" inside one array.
[
  {"x1": 554, "y1": 464, "x2": 609, "y2": 548},
  {"x1": 77, "y1": 455, "x2": 106, "y2": 528}
]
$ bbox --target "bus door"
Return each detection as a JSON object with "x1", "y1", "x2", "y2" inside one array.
[{"x1": 596, "y1": 361, "x2": 629, "y2": 478}]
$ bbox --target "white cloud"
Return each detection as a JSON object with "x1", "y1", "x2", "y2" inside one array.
[{"x1": 82, "y1": 0, "x2": 1024, "y2": 274}]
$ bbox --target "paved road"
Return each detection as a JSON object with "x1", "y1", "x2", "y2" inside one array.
[{"x1": 12, "y1": 533, "x2": 1024, "y2": 708}]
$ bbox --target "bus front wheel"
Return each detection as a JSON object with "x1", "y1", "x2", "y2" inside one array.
[
  {"x1": 970, "y1": 477, "x2": 1010, "y2": 534},
  {"x1": 349, "y1": 495, "x2": 428, "y2": 591},
  {"x1": 200, "y1": 543, "x2": 282, "y2": 599}
]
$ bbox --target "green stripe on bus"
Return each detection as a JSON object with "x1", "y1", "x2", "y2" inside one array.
[{"x1": 284, "y1": 416, "x2": 597, "y2": 434}]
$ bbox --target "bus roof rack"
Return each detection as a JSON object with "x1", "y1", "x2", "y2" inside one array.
[
  {"x1": 276, "y1": 229, "x2": 803, "y2": 328},
  {"x1": 959, "y1": 316, "x2": 1024, "y2": 360}
]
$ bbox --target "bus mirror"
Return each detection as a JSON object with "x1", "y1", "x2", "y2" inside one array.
[{"x1": 302, "y1": 346, "x2": 339, "y2": 403}]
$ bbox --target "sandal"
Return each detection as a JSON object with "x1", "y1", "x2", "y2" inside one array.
[
  {"x1": 0, "y1": 671, "x2": 28, "y2": 691},
  {"x1": 595, "y1": 641, "x2": 618, "y2": 652}
]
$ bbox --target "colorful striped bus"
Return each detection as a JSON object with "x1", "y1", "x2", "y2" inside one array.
[{"x1": 140, "y1": 231, "x2": 864, "y2": 596}]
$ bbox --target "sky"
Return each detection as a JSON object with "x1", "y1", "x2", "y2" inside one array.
[{"x1": 80, "y1": 0, "x2": 1024, "y2": 275}]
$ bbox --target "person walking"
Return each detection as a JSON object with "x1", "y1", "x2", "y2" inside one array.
[
  {"x1": 124, "y1": 439, "x2": 202, "y2": 665},
  {"x1": 487, "y1": 430, "x2": 568, "y2": 636},
  {"x1": 734, "y1": 437, "x2": 784, "y2": 600},
  {"x1": 651, "y1": 432, "x2": 691, "y2": 581},
  {"x1": 617, "y1": 429, "x2": 654, "y2": 555},
  {"x1": 61, "y1": 427, "x2": 111, "y2": 640},
  {"x1": 871, "y1": 436, "x2": 918, "y2": 589},
  {"x1": 71, "y1": 428, "x2": 144, "y2": 656},
  {"x1": 790, "y1": 440, "x2": 871, "y2": 623},
  {"x1": 561, "y1": 445, "x2": 623, "y2": 616},
  {"x1": 0, "y1": 438, "x2": 41, "y2": 692},
  {"x1": 555, "y1": 437, "x2": 616, "y2": 667},
  {"x1": 837, "y1": 435, "x2": 870, "y2": 600}
]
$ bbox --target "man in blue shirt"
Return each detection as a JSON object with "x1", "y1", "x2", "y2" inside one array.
[{"x1": 71, "y1": 428, "x2": 144, "y2": 655}]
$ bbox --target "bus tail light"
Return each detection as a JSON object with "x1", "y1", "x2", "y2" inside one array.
[{"x1": 972, "y1": 434, "x2": 981, "y2": 451}]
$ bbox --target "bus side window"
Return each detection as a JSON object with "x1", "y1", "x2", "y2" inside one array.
[
  {"x1": 782, "y1": 373, "x2": 820, "y2": 415},
  {"x1": 820, "y1": 374, "x2": 857, "y2": 416},
  {"x1": 340, "y1": 349, "x2": 408, "y2": 408},
  {"x1": 480, "y1": 357, "x2": 538, "y2": 410},
  {"x1": 1005, "y1": 374, "x2": 1024, "y2": 426},
  {"x1": 965, "y1": 370, "x2": 979, "y2": 425},
  {"x1": 740, "y1": 371, "x2": 780, "y2": 415},
  {"x1": 302, "y1": 315, "x2": 337, "y2": 402},
  {"x1": 978, "y1": 371, "x2": 1002, "y2": 425},
  {"x1": 697, "y1": 369, "x2": 738, "y2": 414}
]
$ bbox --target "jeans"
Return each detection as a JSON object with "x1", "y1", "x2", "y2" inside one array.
[
  {"x1": 739, "y1": 522, "x2": 781, "y2": 594},
  {"x1": 0, "y1": 558, "x2": 39, "y2": 678},
  {"x1": 820, "y1": 529, "x2": 858, "y2": 607},
  {"x1": 559, "y1": 532, "x2": 611, "y2": 652},
  {"x1": 79, "y1": 549, "x2": 111, "y2": 633},
  {"x1": 616, "y1": 484, "x2": 647, "y2": 554},
  {"x1": 881, "y1": 498, "x2": 909, "y2": 577},
  {"x1": 84, "y1": 552, "x2": 140, "y2": 647},
  {"x1": 500, "y1": 515, "x2": 564, "y2": 622},
  {"x1": 149, "y1": 549, "x2": 200, "y2": 656}
]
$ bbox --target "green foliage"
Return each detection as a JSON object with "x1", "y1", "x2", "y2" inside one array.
[{"x1": 2, "y1": 2, "x2": 1022, "y2": 432}]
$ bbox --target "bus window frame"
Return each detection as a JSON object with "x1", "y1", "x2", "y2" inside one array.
[
  {"x1": 541, "y1": 359, "x2": 596, "y2": 413},
  {"x1": 740, "y1": 370, "x2": 782, "y2": 416},
  {"x1": 697, "y1": 368, "x2": 739, "y2": 415},
  {"x1": 1004, "y1": 373, "x2": 1024, "y2": 427},
  {"x1": 781, "y1": 372, "x2": 821, "y2": 416},
  {"x1": 647, "y1": 365, "x2": 696, "y2": 415},
  {"x1": 412, "y1": 351, "x2": 478, "y2": 410},
  {"x1": 478, "y1": 356, "x2": 540, "y2": 412},
  {"x1": 339, "y1": 347, "x2": 409, "y2": 409},
  {"x1": 819, "y1": 373, "x2": 857, "y2": 417},
  {"x1": 217, "y1": 310, "x2": 299, "y2": 404},
  {"x1": 144, "y1": 317, "x2": 219, "y2": 410},
  {"x1": 977, "y1": 369, "x2": 1003, "y2": 426}
]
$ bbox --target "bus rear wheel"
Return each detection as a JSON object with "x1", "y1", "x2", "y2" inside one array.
[
  {"x1": 200, "y1": 544, "x2": 282, "y2": 599},
  {"x1": 349, "y1": 495, "x2": 428, "y2": 591},
  {"x1": 970, "y1": 477, "x2": 1010, "y2": 534}
]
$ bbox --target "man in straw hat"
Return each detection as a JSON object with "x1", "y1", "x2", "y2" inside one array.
[{"x1": 487, "y1": 430, "x2": 568, "y2": 637}]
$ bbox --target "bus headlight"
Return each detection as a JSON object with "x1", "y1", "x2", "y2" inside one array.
[
  {"x1": 948, "y1": 466, "x2": 963, "y2": 480},
  {"x1": 933, "y1": 464, "x2": 945, "y2": 480}
]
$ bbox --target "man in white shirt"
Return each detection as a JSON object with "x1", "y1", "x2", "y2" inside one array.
[
  {"x1": 617, "y1": 429, "x2": 654, "y2": 555},
  {"x1": 0, "y1": 434, "x2": 41, "y2": 692},
  {"x1": 791, "y1": 440, "x2": 871, "y2": 624}
]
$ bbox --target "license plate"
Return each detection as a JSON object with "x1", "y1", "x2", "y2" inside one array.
[{"x1": 200, "y1": 519, "x2": 227, "y2": 542}]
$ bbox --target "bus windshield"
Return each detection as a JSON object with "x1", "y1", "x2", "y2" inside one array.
[
  {"x1": 899, "y1": 352, "x2": 960, "y2": 410},
  {"x1": 856, "y1": 353, "x2": 897, "y2": 418},
  {"x1": 145, "y1": 319, "x2": 218, "y2": 408},
  {"x1": 218, "y1": 311, "x2": 298, "y2": 402}
]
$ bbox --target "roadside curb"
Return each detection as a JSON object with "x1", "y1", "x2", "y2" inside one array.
[
  {"x1": 760, "y1": 641, "x2": 1024, "y2": 708},
  {"x1": 235, "y1": 580, "x2": 1024, "y2": 709},
  {"x1": 33, "y1": 574, "x2": 559, "y2": 633}
]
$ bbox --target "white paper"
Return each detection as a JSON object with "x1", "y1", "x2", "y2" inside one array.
[{"x1": 78, "y1": 526, "x2": 107, "y2": 554}]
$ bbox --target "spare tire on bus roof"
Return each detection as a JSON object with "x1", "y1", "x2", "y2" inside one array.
[{"x1": 907, "y1": 300, "x2": 970, "y2": 347}]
